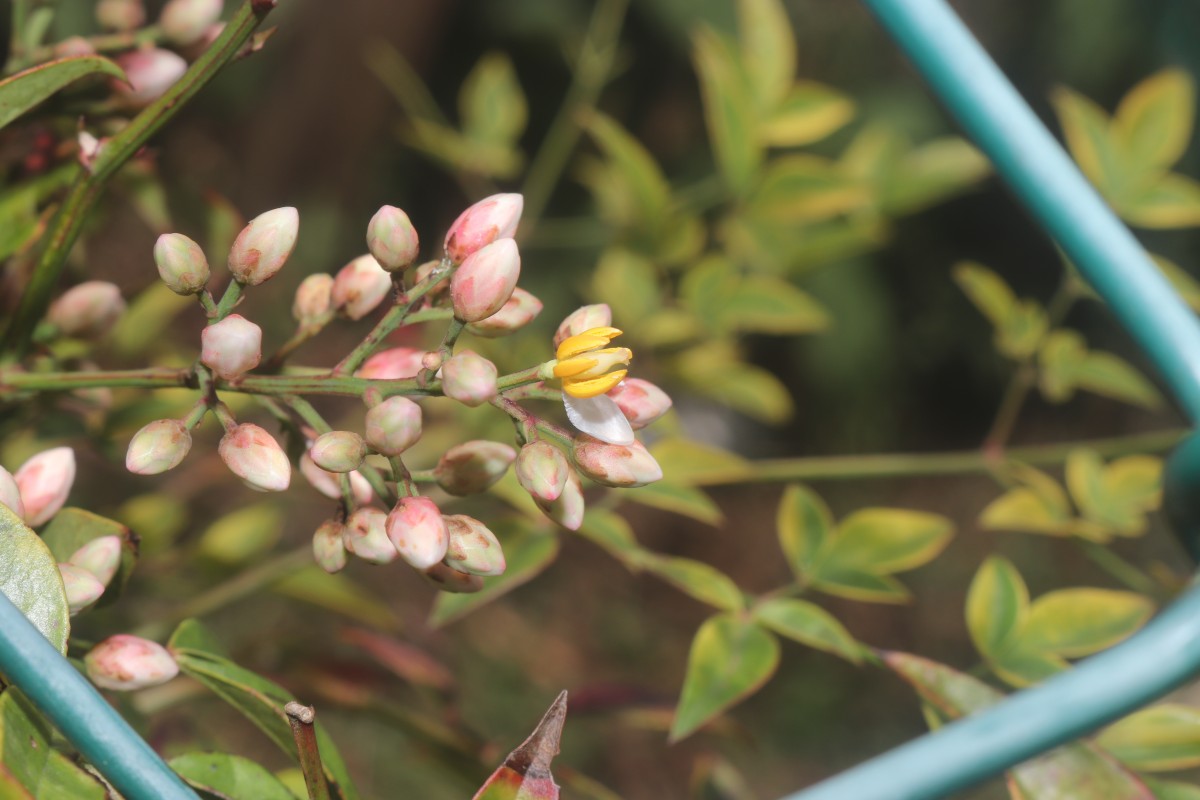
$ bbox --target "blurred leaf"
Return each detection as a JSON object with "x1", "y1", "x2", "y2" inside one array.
[
  {"x1": 402, "y1": 118, "x2": 522, "y2": 179},
  {"x1": 41, "y1": 507, "x2": 137, "y2": 608},
  {"x1": 591, "y1": 249, "x2": 660, "y2": 325},
  {"x1": 884, "y1": 651, "x2": 1003, "y2": 717},
  {"x1": 1038, "y1": 330, "x2": 1162, "y2": 409},
  {"x1": 635, "y1": 308, "x2": 704, "y2": 348},
  {"x1": 0, "y1": 504, "x2": 68, "y2": 655},
  {"x1": 761, "y1": 81, "x2": 854, "y2": 147},
  {"x1": 1051, "y1": 86, "x2": 1127, "y2": 198},
  {"x1": 0, "y1": 689, "x2": 106, "y2": 799},
  {"x1": 1143, "y1": 778, "x2": 1200, "y2": 799},
  {"x1": 953, "y1": 262, "x2": 1047, "y2": 359},
  {"x1": 989, "y1": 647, "x2": 1069, "y2": 689},
  {"x1": 648, "y1": 439, "x2": 751, "y2": 485},
  {"x1": 966, "y1": 556, "x2": 1028, "y2": 660},
  {"x1": 820, "y1": 509, "x2": 954, "y2": 575},
  {"x1": 752, "y1": 597, "x2": 861, "y2": 663},
  {"x1": 171, "y1": 638, "x2": 360, "y2": 800},
  {"x1": 473, "y1": 692, "x2": 566, "y2": 800},
  {"x1": 114, "y1": 492, "x2": 187, "y2": 556},
  {"x1": 1020, "y1": 588, "x2": 1153, "y2": 658},
  {"x1": 882, "y1": 138, "x2": 990, "y2": 214},
  {"x1": 776, "y1": 484, "x2": 833, "y2": 580},
  {"x1": 640, "y1": 555, "x2": 743, "y2": 611},
  {"x1": 170, "y1": 752, "x2": 297, "y2": 800},
  {"x1": 575, "y1": 509, "x2": 642, "y2": 564},
  {"x1": 670, "y1": 614, "x2": 779, "y2": 741},
  {"x1": 167, "y1": 618, "x2": 229, "y2": 657},
  {"x1": 273, "y1": 567, "x2": 399, "y2": 630},
  {"x1": 205, "y1": 191, "x2": 245, "y2": 262},
  {"x1": 737, "y1": 0, "x2": 794, "y2": 112},
  {"x1": 339, "y1": 628, "x2": 454, "y2": 691},
  {"x1": 430, "y1": 528, "x2": 559, "y2": 627},
  {"x1": 1114, "y1": 69, "x2": 1194, "y2": 172},
  {"x1": 748, "y1": 155, "x2": 870, "y2": 222},
  {"x1": 1066, "y1": 450, "x2": 1162, "y2": 536},
  {"x1": 693, "y1": 27, "x2": 762, "y2": 197},
  {"x1": 1008, "y1": 742, "x2": 1155, "y2": 799},
  {"x1": 681, "y1": 256, "x2": 739, "y2": 322},
  {"x1": 719, "y1": 276, "x2": 830, "y2": 335},
  {"x1": 624, "y1": 482, "x2": 723, "y2": 526},
  {"x1": 460, "y1": 52, "x2": 527, "y2": 147},
  {"x1": 979, "y1": 463, "x2": 1083, "y2": 538},
  {"x1": 676, "y1": 350, "x2": 794, "y2": 423},
  {"x1": 581, "y1": 112, "x2": 671, "y2": 233},
  {"x1": 0, "y1": 56, "x2": 126, "y2": 130},
  {"x1": 110, "y1": 283, "x2": 193, "y2": 358},
  {"x1": 811, "y1": 569, "x2": 910, "y2": 604},
  {"x1": 197, "y1": 504, "x2": 284, "y2": 565},
  {"x1": 1151, "y1": 254, "x2": 1200, "y2": 313},
  {"x1": 1099, "y1": 705, "x2": 1200, "y2": 772},
  {"x1": 1122, "y1": 175, "x2": 1200, "y2": 229},
  {"x1": 122, "y1": 161, "x2": 172, "y2": 233}
]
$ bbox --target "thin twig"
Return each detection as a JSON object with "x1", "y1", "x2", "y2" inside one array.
[{"x1": 284, "y1": 702, "x2": 331, "y2": 800}]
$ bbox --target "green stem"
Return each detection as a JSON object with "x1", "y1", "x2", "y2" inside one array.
[
  {"x1": 2, "y1": 0, "x2": 275, "y2": 356},
  {"x1": 213, "y1": 279, "x2": 245, "y2": 321},
  {"x1": 1078, "y1": 540, "x2": 1164, "y2": 599}
]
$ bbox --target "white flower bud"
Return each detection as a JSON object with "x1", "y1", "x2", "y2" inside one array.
[
  {"x1": 367, "y1": 205, "x2": 420, "y2": 271},
  {"x1": 332, "y1": 254, "x2": 392, "y2": 320},
  {"x1": 47, "y1": 281, "x2": 125, "y2": 338},
  {"x1": 0, "y1": 465, "x2": 25, "y2": 519},
  {"x1": 364, "y1": 396, "x2": 422, "y2": 456},
  {"x1": 15, "y1": 447, "x2": 75, "y2": 527},
  {"x1": 443, "y1": 193, "x2": 523, "y2": 263},
  {"x1": 86, "y1": 635, "x2": 179, "y2": 691},
  {"x1": 154, "y1": 233, "x2": 210, "y2": 295},
  {"x1": 159, "y1": 0, "x2": 223, "y2": 45},
  {"x1": 218, "y1": 423, "x2": 290, "y2": 492},
  {"x1": 125, "y1": 419, "x2": 192, "y2": 475},
  {"x1": 228, "y1": 207, "x2": 299, "y2": 286},
  {"x1": 292, "y1": 274, "x2": 334, "y2": 323},
  {"x1": 59, "y1": 563, "x2": 104, "y2": 615},
  {"x1": 200, "y1": 314, "x2": 262, "y2": 380},
  {"x1": 343, "y1": 508, "x2": 398, "y2": 565},
  {"x1": 309, "y1": 431, "x2": 367, "y2": 473},
  {"x1": 67, "y1": 536, "x2": 123, "y2": 587}
]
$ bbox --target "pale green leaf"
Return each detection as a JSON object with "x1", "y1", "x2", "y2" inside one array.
[
  {"x1": 1144, "y1": 777, "x2": 1200, "y2": 799},
  {"x1": 670, "y1": 614, "x2": 779, "y2": 741},
  {"x1": 953, "y1": 261, "x2": 1016, "y2": 327},
  {"x1": 582, "y1": 112, "x2": 672, "y2": 230},
  {"x1": 990, "y1": 646, "x2": 1069, "y2": 689},
  {"x1": 966, "y1": 556, "x2": 1029, "y2": 660},
  {"x1": 822, "y1": 508, "x2": 954, "y2": 575},
  {"x1": 0, "y1": 504, "x2": 68, "y2": 655},
  {"x1": 1114, "y1": 69, "x2": 1195, "y2": 171},
  {"x1": 882, "y1": 650, "x2": 1004, "y2": 718},
  {"x1": 882, "y1": 138, "x2": 991, "y2": 215},
  {"x1": 737, "y1": 0, "x2": 795, "y2": 112},
  {"x1": 812, "y1": 569, "x2": 911, "y2": 604},
  {"x1": 640, "y1": 555, "x2": 744, "y2": 612},
  {"x1": 776, "y1": 484, "x2": 833, "y2": 580},
  {"x1": 1066, "y1": 450, "x2": 1162, "y2": 536},
  {"x1": 748, "y1": 155, "x2": 870, "y2": 222},
  {"x1": 460, "y1": 52, "x2": 527, "y2": 146},
  {"x1": 693, "y1": 27, "x2": 762, "y2": 197},
  {"x1": 41, "y1": 507, "x2": 137, "y2": 609},
  {"x1": 760, "y1": 81, "x2": 854, "y2": 147},
  {"x1": 0, "y1": 56, "x2": 126, "y2": 130},
  {"x1": 590, "y1": 249, "x2": 660, "y2": 325},
  {"x1": 1099, "y1": 705, "x2": 1200, "y2": 772},
  {"x1": 576, "y1": 509, "x2": 642, "y2": 563},
  {"x1": 0, "y1": 689, "x2": 106, "y2": 799},
  {"x1": 720, "y1": 276, "x2": 831, "y2": 335},
  {"x1": 1151, "y1": 254, "x2": 1200, "y2": 313},
  {"x1": 752, "y1": 597, "x2": 861, "y2": 663},
  {"x1": 1020, "y1": 588, "x2": 1154, "y2": 658},
  {"x1": 624, "y1": 482, "x2": 723, "y2": 526},
  {"x1": 648, "y1": 439, "x2": 751, "y2": 485},
  {"x1": 1050, "y1": 86, "x2": 1126, "y2": 196},
  {"x1": 1121, "y1": 174, "x2": 1200, "y2": 229}
]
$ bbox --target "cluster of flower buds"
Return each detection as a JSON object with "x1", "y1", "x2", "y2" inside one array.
[
  {"x1": 0, "y1": 447, "x2": 76, "y2": 527},
  {"x1": 85, "y1": 634, "x2": 179, "y2": 691},
  {"x1": 58, "y1": 536, "x2": 123, "y2": 615}
]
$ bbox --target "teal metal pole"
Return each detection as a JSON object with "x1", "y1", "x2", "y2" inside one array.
[
  {"x1": 783, "y1": 0, "x2": 1200, "y2": 798},
  {"x1": 0, "y1": 594, "x2": 198, "y2": 799}
]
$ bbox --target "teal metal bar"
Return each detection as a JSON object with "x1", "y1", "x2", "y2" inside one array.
[
  {"x1": 0, "y1": 594, "x2": 198, "y2": 799},
  {"x1": 783, "y1": 0, "x2": 1200, "y2": 798}
]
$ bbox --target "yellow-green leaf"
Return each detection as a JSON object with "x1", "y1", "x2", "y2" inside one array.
[
  {"x1": 0, "y1": 689, "x2": 107, "y2": 798},
  {"x1": 776, "y1": 484, "x2": 833, "y2": 580},
  {"x1": 812, "y1": 569, "x2": 910, "y2": 604},
  {"x1": 576, "y1": 509, "x2": 642, "y2": 564},
  {"x1": 953, "y1": 261, "x2": 1016, "y2": 327},
  {"x1": 1122, "y1": 174, "x2": 1200, "y2": 229},
  {"x1": 1050, "y1": 86, "x2": 1125, "y2": 196},
  {"x1": 882, "y1": 138, "x2": 991, "y2": 215},
  {"x1": 670, "y1": 614, "x2": 779, "y2": 741},
  {"x1": 737, "y1": 0, "x2": 795, "y2": 112},
  {"x1": 591, "y1": 249, "x2": 660, "y2": 326},
  {"x1": 624, "y1": 482, "x2": 723, "y2": 526},
  {"x1": 693, "y1": 27, "x2": 762, "y2": 197},
  {"x1": 1143, "y1": 778, "x2": 1200, "y2": 799},
  {"x1": 953, "y1": 262, "x2": 1048, "y2": 359},
  {"x1": 752, "y1": 597, "x2": 861, "y2": 663},
  {"x1": 979, "y1": 461, "x2": 1083, "y2": 537},
  {"x1": 989, "y1": 646, "x2": 1069, "y2": 689},
  {"x1": 720, "y1": 276, "x2": 831, "y2": 335},
  {"x1": 966, "y1": 556, "x2": 1029, "y2": 660},
  {"x1": 648, "y1": 439, "x2": 752, "y2": 485},
  {"x1": 1099, "y1": 704, "x2": 1200, "y2": 772},
  {"x1": 1114, "y1": 69, "x2": 1195, "y2": 172},
  {"x1": 822, "y1": 508, "x2": 955, "y2": 575},
  {"x1": 460, "y1": 52, "x2": 527, "y2": 146},
  {"x1": 170, "y1": 752, "x2": 297, "y2": 800},
  {"x1": 640, "y1": 555, "x2": 743, "y2": 612},
  {"x1": 41, "y1": 507, "x2": 138, "y2": 608},
  {"x1": 1020, "y1": 588, "x2": 1154, "y2": 658},
  {"x1": 0, "y1": 504, "x2": 68, "y2": 655},
  {"x1": 748, "y1": 155, "x2": 870, "y2": 222},
  {"x1": 582, "y1": 112, "x2": 672, "y2": 230},
  {"x1": 760, "y1": 81, "x2": 854, "y2": 147},
  {"x1": 1066, "y1": 450, "x2": 1163, "y2": 536},
  {"x1": 1151, "y1": 254, "x2": 1200, "y2": 313},
  {"x1": 0, "y1": 56, "x2": 126, "y2": 130},
  {"x1": 1038, "y1": 330, "x2": 1162, "y2": 409}
]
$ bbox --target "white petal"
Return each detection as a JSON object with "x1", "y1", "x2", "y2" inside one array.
[{"x1": 563, "y1": 393, "x2": 634, "y2": 445}]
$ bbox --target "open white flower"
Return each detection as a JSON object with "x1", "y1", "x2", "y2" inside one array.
[{"x1": 543, "y1": 327, "x2": 635, "y2": 445}]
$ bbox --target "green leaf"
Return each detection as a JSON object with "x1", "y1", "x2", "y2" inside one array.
[
  {"x1": 810, "y1": 569, "x2": 911, "y2": 604},
  {"x1": 575, "y1": 509, "x2": 642, "y2": 564},
  {"x1": 678, "y1": 355, "x2": 794, "y2": 424},
  {"x1": 640, "y1": 555, "x2": 743, "y2": 612},
  {"x1": 681, "y1": 256, "x2": 739, "y2": 324},
  {"x1": 882, "y1": 651, "x2": 1003, "y2": 718},
  {"x1": 0, "y1": 56, "x2": 126, "y2": 130},
  {"x1": 0, "y1": 504, "x2": 68, "y2": 655},
  {"x1": 882, "y1": 138, "x2": 991, "y2": 215},
  {"x1": 460, "y1": 52, "x2": 527, "y2": 146},
  {"x1": 966, "y1": 556, "x2": 1028, "y2": 660},
  {"x1": 752, "y1": 597, "x2": 861, "y2": 663},
  {"x1": 1151, "y1": 254, "x2": 1200, "y2": 313},
  {"x1": 979, "y1": 463, "x2": 1081, "y2": 537},
  {"x1": 171, "y1": 645, "x2": 360, "y2": 800},
  {"x1": 989, "y1": 646, "x2": 1069, "y2": 689},
  {"x1": 40, "y1": 507, "x2": 137, "y2": 608},
  {"x1": 1050, "y1": 86, "x2": 1127, "y2": 198},
  {"x1": 693, "y1": 27, "x2": 762, "y2": 197},
  {"x1": 170, "y1": 752, "x2": 297, "y2": 800},
  {"x1": 719, "y1": 275, "x2": 830, "y2": 335},
  {"x1": 1038, "y1": 330, "x2": 1162, "y2": 409},
  {"x1": 760, "y1": 81, "x2": 854, "y2": 147},
  {"x1": 1020, "y1": 588, "x2": 1153, "y2": 658},
  {"x1": 647, "y1": 439, "x2": 751, "y2": 485},
  {"x1": 623, "y1": 482, "x2": 723, "y2": 526},
  {"x1": 1122, "y1": 174, "x2": 1200, "y2": 229},
  {"x1": 1143, "y1": 778, "x2": 1200, "y2": 800},
  {"x1": 167, "y1": 618, "x2": 228, "y2": 657},
  {"x1": 670, "y1": 614, "x2": 779, "y2": 741},
  {"x1": 197, "y1": 504, "x2": 284, "y2": 565},
  {"x1": 0, "y1": 689, "x2": 106, "y2": 799},
  {"x1": 1066, "y1": 450, "x2": 1163, "y2": 536},
  {"x1": 1008, "y1": 742, "x2": 1155, "y2": 799},
  {"x1": 776, "y1": 484, "x2": 833, "y2": 580},
  {"x1": 590, "y1": 249, "x2": 660, "y2": 326},
  {"x1": 582, "y1": 112, "x2": 671, "y2": 232},
  {"x1": 737, "y1": 0, "x2": 795, "y2": 112},
  {"x1": 820, "y1": 509, "x2": 954, "y2": 575},
  {"x1": 430, "y1": 528, "x2": 559, "y2": 627},
  {"x1": 1099, "y1": 705, "x2": 1200, "y2": 772},
  {"x1": 748, "y1": 155, "x2": 870, "y2": 223},
  {"x1": 953, "y1": 262, "x2": 1047, "y2": 359},
  {"x1": 272, "y1": 567, "x2": 400, "y2": 630},
  {"x1": 1114, "y1": 69, "x2": 1195, "y2": 172}
]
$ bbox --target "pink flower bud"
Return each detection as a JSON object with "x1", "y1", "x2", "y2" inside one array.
[
  {"x1": 434, "y1": 440, "x2": 516, "y2": 496},
  {"x1": 413, "y1": 260, "x2": 450, "y2": 296},
  {"x1": 444, "y1": 193, "x2": 523, "y2": 263},
  {"x1": 465, "y1": 287, "x2": 543, "y2": 338},
  {"x1": 309, "y1": 431, "x2": 367, "y2": 473},
  {"x1": 312, "y1": 519, "x2": 347, "y2": 574},
  {"x1": 200, "y1": 314, "x2": 262, "y2": 380},
  {"x1": 86, "y1": 635, "x2": 178, "y2": 691},
  {"x1": 421, "y1": 351, "x2": 444, "y2": 372},
  {"x1": 572, "y1": 436, "x2": 662, "y2": 488},
  {"x1": 292, "y1": 273, "x2": 334, "y2": 323},
  {"x1": 227, "y1": 207, "x2": 299, "y2": 286},
  {"x1": 440, "y1": 350, "x2": 498, "y2": 407},
  {"x1": 367, "y1": 205, "x2": 420, "y2": 271},
  {"x1": 0, "y1": 466, "x2": 25, "y2": 519},
  {"x1": 47, "y1": 281, "x2": 125, "y2": 338},
  {"x1": 299, "y1": 455, "x2": 373, "y2": 505},
  {"x1": 125, "y1": 419, "x2": 192, "y2": 475},
  {"x1": 332, "y1": 254, "x2": 392, "y2": 320},
  {"x1": 68, "y1": 535, "x2": 123, "y2": 587},
  {"x1": 607, "y1": 379, "x2": 672, "y2": 429},
  {"x1": 218, "y1": 423, "x2": 290, "y2": 492},
  {"x1": 96, "y1": 0, "x2": 145, "y2": 31},
  {"x1": 154, "y1": 233, "x2": 209, "y2": 295},
  {"x1": 422, "y1": 562, "x2": 484, "y2": 593},
  {"x1": 15, "y1": 447, "x2": 75, "y2": 527},
  {"x1": 364, "y1": 396, "x2": 422, "y2": 456},
  {"x1": 385, "y1": 496, "x2": 448, "y2": 569},
  {"x1": 159, "y1": 0, "x2": 223, "y2": 45},
  {"x1": 114, "y1": 48, "x2": 187, "y2": 106},
  {"x1": 535, "y1": 468, "x2": 584, "y2": 531},
  {"x1": 443, "y1": 515, "x2": 506, "y2": 576},
  {"x1": 343, "y1": 508, "x2": 398, "y2": 565},
  {"x1": 515, "y1": 441, "x2": 570, "y2": 503},
  {"x1": 357, "y1": 347, "x2": 425, "y2": 380},
  {"x1": 554, "y1": 304, "x2": 612, "y2": 348},
  {"x1": 450, "y1": 239, "x2": 520, "y2": 322},
  {"x1": 59, "y1": 563, "x2": 104, "y2": 615},
  {"x1": 54, "y1": 37, "x2": 96, "y2": 58}
]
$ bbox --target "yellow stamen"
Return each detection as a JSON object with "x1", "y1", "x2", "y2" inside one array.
[
  {"x1": 563, "y1": 370, "x2": 627, "y2": 398},
  {"x1": 552, "y1": 357, "x2": 598, "y2": 378},
  {"x1": 556, "y1": 327, "x2": 623, "y2": 360}
]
